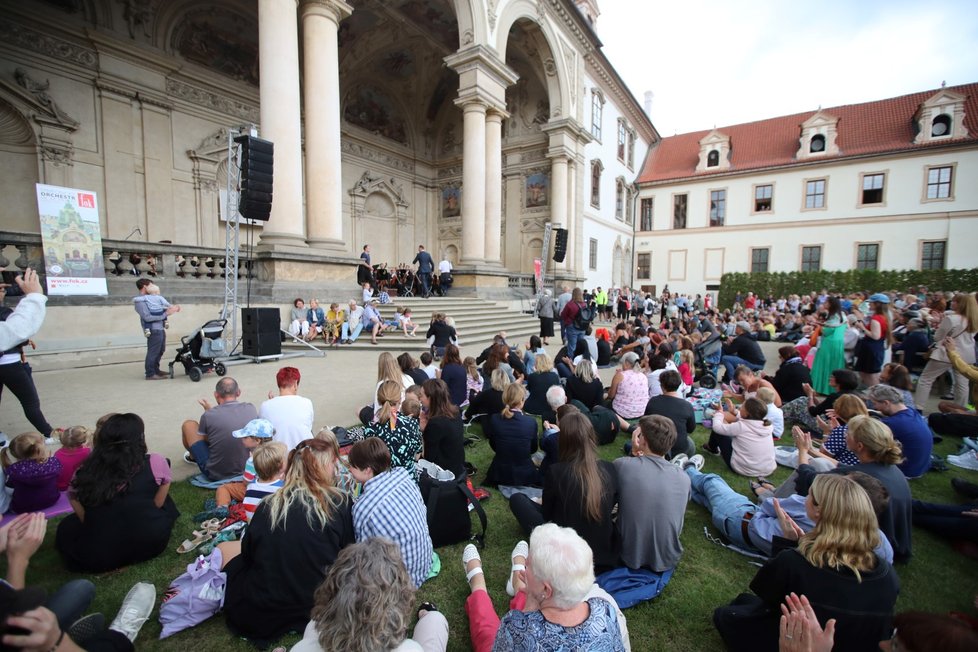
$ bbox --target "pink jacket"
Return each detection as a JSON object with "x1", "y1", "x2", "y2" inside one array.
[{"x1": 711, "y1": 413, "x2": 777, "y2": 477}]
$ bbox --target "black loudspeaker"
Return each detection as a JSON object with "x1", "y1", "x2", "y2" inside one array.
[
  {"x1": 235, "y1": 135, "x2": 274, "y2": 221},
  {"x1": 553, "y1": 227, "x2": 568, "y2": 263},
  {"x1": 242, "y1": 332, "x2": 281, "y2": 357},
  {"x1": 241, "y1": 308, "x2": 280, "y2": 334}
]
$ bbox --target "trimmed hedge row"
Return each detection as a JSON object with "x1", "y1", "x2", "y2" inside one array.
[{"x1": 718, "y1": 269, "x2": 978, "y2": 310}]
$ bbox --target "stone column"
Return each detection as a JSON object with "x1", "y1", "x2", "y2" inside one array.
[
  {"x1": 458, "y1": 99, "x2": 487, "y2": 264},
  {"x1": 484, "y1": 108, "x2": 506, "y2": 264},
  {"x1": 257, "y1": 0, "x2": 306, "y2": 248},
  {"x1": 550, "y1": 153, "x2": 569, "y2": 270},
  {"x1": 301, "y1": 0, "x2": 352, "y2": 248}
]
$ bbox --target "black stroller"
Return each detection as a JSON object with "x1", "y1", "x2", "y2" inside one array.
[
  {"x1": 169, "y1": 318, "x2": 228, "y2": 382},
  {"x1": 693, "y1": 335, "x2": 722, "y2": 388}
]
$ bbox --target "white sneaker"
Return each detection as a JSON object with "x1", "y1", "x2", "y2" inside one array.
[
  {"x1": 684, "y1": 454, "x2": 706, "y2": 472},
  {"x1": 670, "y1": 454, "x2": 688, "y2": 468},
  {"x1": 183, "y1": 451, "x2": 196, "y2": 465},
  {"x1": 109, "y1": 582, "x2": 156, "y2": 642}
]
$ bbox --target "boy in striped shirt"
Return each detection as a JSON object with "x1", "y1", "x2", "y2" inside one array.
[{"x1": 242, "y1": 441, "x2": 286, "y2": 521}]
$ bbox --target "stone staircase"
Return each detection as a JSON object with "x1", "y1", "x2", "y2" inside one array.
[{"x1": 283, "y1": 296, "x2": 541, "y2": 353}]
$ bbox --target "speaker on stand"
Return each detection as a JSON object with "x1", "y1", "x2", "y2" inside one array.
[{"x1": 552, "y1": 227, "x2": 568, "y2": 263}]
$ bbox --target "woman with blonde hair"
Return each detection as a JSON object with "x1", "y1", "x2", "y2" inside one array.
[
  {"x1": 361, "y1": 352, "x2": 411, "y2": 425},
  {"x1": 220, "y1": 438, "x2": 355, "y2": 644},
  {"x1": 915, "y1": 292, "x2": 978, "y2": 407},
  {"x1": 714, "y1": 473, "x2": 899, "y2": 652},
  {"x1": 791, "y1": 414, "x2": 912, "y2": 563},
  {"x1": 362, "y1": 380, "x2": 423, "y2": 480},
  {"x1": 291, "y1": 538, "x2": 448, "y2": 652},
  {"x1": 565, "y1": 357, "x2": 604, "y2": 410},
  {"x1": 524, "y1": 353, "x2": 561, "y2": 420},
  {"x1": 464, "y1": 368, "x2": 509, "y2": 423},
  {"x1": 485, "y1": 383, "x2": 540, "y2": 487}
]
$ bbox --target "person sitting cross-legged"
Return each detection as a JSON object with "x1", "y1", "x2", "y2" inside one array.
[
  {"x1": 181, "y1": 377, "x2": 256, "y2": 482},
  {"x1": 347, "y1": 438, "x2": 433, "y2": 589}
]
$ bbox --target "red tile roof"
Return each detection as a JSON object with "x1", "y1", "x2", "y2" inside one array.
[{"x1": 637, "y1": 82, "x2": 978, "y2": 184}]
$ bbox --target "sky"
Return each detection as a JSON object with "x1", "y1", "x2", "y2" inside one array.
[{"x1": 598, "y1": 0, "x2": 978, "y2": 137}]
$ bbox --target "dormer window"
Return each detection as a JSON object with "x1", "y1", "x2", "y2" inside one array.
[
  {"x1": 696, "y1": 130, "x2": 731, "y2": 172},
  {"x1": 931, "y1": 114, "x2": 951, "y2": 137},
  {"x1": 797, "y1": 111, "x2": 839, "y2": 159},
  {"x1": 914, "y1": 90, "x2": 969, "y2": 144}
]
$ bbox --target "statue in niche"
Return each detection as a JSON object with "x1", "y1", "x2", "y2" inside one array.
[
  {"x1": 14, "y1": 69, "x2": 79, "y2": 128},
  {"x1": 120, "y1": 0, "x2": 153, "y2": 39}
]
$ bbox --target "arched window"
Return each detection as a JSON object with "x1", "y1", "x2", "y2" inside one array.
[
  {"x1": 931, "y1": 114, "x2": 952, "y2": 137},
  {"x1": 809, "y1": 134, "x2": 826, "y2": 153},
  {"x1": 706, "y1": 149, "x2": 719, "y2": 167}
]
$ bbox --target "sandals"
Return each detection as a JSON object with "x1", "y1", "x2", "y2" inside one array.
[
  {"x1": 506, "y1": 540, "x2": 528, "y2": 597},
  {"x1": 176, "y1": 530, "x2": 213, "y2": 554},
  {"x1": 462, "y1": 544, "x2": 483, "y2": 584},
  {"x1": 750, "y1": 479, "x2": 775, "y2": 498}
]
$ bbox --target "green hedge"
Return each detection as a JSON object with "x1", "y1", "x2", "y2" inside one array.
[{"x1": 718, "y1": 268, "x2": 978, "y2": 310}]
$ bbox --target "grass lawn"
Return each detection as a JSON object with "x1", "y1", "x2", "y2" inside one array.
[{"x1": 24, "y1": 425, "x2": 978, "y2": 651}]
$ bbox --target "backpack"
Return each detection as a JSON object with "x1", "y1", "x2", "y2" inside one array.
[
  {"x1": 574, "y1": 304, "x2": 596, "y2": 330},
  {"x1": 417, "y1": 462, "x2": 487, "y2": 548}
]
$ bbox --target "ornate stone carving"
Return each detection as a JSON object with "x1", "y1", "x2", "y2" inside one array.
[
  {"x1": 340, "y1": 140, "x2": 415, "y2": 173},
  {"x1": 165, "y1": 79, "x2": 259, "y2": 122},
  {"x1": 543, "y1": 58, "x2": 556, "y2": 77},
  {"x1": 437, "y1": 166, "x2": 461, "y2": 179},
  {"x1": 0, "y1": 19, "x2": 97, "y2": 68},
  {"x1": 14, "y1": 69, "x2": 79, "y2": 129},
  {"x1": 488, "y1": 0, "x2": 498, "y2": 29},
  {"x1": 461, "y1": 29, "x2": 474, "y2": 46},
  {"x1": 520, "y1": 216, "x2": 547, "y2": 232},
  {"x1": 439, "y1": 225, "x2": 462, "y2": 239},
  {"x1": 349, "y1": 170, "x2": 409, "y2": 225},
  {"x1": 41, "y1": 145, "x2": 73, "y2": 165}
]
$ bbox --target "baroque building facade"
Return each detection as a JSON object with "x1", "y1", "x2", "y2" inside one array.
[
  {"x1": 0, "y1": 0, "x2": 655, "y2": 297},
  {"x1": 633, "y1": 83, "x2": 978, "y2": 296}
]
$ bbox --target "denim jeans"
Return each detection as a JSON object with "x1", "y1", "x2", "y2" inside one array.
[
  {"x1": 565, "y1": 325, "x2": 584, "y2": 360},
  {"x1": 720, "y1": 355, "x2": 764, "y2": 382},
  {"x1": 341, "y1": 322, "x2": 364, "y2": 342},
  {"x1": 47, "y1": 579, "x2": 96, "y2": 629},
  {"x1": 686, "y1": 467, "x2": 756, "y2": 548}
]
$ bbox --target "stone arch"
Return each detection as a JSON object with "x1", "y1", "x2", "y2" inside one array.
[
  {"x1": 451, "y1": 0, "x2": 484, "y2": 48},
  {"x1": 524, "y1": 237, "x2": 543, "y2": 274},
  {"x1": 443, "y1": 244, "x2": 459, "y2": 265},
  {"x1": 494, "y1": 2, "x2": 570, "y2": 119},
  {"x1": 0, "y1": 99, "x2": 41, "y2": 233}
]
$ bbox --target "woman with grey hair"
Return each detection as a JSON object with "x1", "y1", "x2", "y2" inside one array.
[
  {"x1": 608, "y1": 352, "x2": 648, "y2": 419},
  {"x1": 289, "y1": 538, "x2": 448, "y2": 652},
  {"x1": 535, "y1": 289, "x2": 555, "y2": 346},
  {"x1": 460, "y1": 523, "x2": 630, "y2": 652}
]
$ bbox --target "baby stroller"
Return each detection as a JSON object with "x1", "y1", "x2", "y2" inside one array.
[
  {"x1": 693, "y1": 336, "x2": 722, "y2": 388},
  {"x1": 169, "y1": 318, "x2": 228, "y2": 382}
]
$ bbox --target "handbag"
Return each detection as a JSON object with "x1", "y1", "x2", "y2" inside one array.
[
  {"x1": 417, "y1": 461, "x2": 487, "y2": 549},
  {"x1": 159, "y1": 548, "x2": 226, "y2": 638}
]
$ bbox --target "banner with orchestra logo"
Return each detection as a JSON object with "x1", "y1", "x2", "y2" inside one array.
[{"x1": 35, "y1": 183, "x2": 108, "y2": 296}]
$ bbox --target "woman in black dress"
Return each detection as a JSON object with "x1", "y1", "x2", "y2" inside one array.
[
  {"x1": 220, "y1": 438, "x2": 354, "y2": 645},
  {"x1": 420, "y1": 378, "x2": 466, "y2": 478},
  {"x1": 56, "y1": 413, "x2": 179, "y2": 572}
]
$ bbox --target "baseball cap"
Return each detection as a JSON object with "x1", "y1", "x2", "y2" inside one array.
[
  {"x1": 232, "y1": 418, "x2": 275, "y2": 439},
  {"x1": 868, "y1": 293, "x2": 890, "y2": 304},
  {"x1": 736, "y1": 320, "x2": 752, "y2": 332}
]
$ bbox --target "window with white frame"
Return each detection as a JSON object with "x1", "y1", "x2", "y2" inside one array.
[
  {"x1": 801, "y1": 245, "x2": 821, "y2": 272},
  {"x1": 589, "y1": 238, "x2": 598, "y2": 270},
  {"x1": 640, "y1": 198, "x2": 653, "y2": 231},
  {"x1": 805, "y1": 179, "x2": 826, "y2": 209},
  {"x1": 591, "y1": 91, "x2": 603, "y2": 141},
  {"x1": 751, "y1": 248, "x2": 770, "y2": 273},
  {"x1": 673, "y1": 194, "x2": 687, "y2": 229},
  {"x1": 615, "y1": 179, "x2": 624, "y2": 220},
  {"x1": 861, "y1": 173, "x2": 885, "y2": 205},
  {"x1": 754, "y1": 184, "x2": 773, "y2": 212},
  {"x1": 617, "y1": 119, "x2": 627, "y2": 161},
  {"x1": 590, "y1": 160, "x2": 602, "y2": 208},
  {"x1": 926, "y1": 165, "x2": 953, "y2": 199},
  {"x1": 857, "y1": 243, "x2": 879, "y2": 270},
  {"x1": 710, "y1": 189, "x2": 726, "y2": 227},
  {"x1": 921, "y1": 240, "x2": 946, "y2": 270}
]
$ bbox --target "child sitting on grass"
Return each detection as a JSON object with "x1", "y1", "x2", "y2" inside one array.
[
  {"x1": 53, "y1": 425, "x2": 92, "y2": 491},
  {"x1": 215, "y1": 418, "x2": 275, "y2": 508},
  {"x1": 242, "y1": 441, "x2": 287, "y2": 522},
  {"x1": 2, "y1": 432, "x2": 62, "y2": 513},
  {"x1": 756, "y1": 386, "x2": 784, "y2": 440}
]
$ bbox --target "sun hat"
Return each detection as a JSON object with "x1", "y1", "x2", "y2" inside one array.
[{"x1": 232, "y1": 418, "x2": 275, "y2": 439}]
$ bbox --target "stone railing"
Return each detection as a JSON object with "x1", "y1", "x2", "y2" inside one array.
[
  {"x1": 507, "y1": 274, "x2": 535, "y2": 289},
  {"x1": 0, "y1": 232, "x2": 256, "y2": 283}
]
